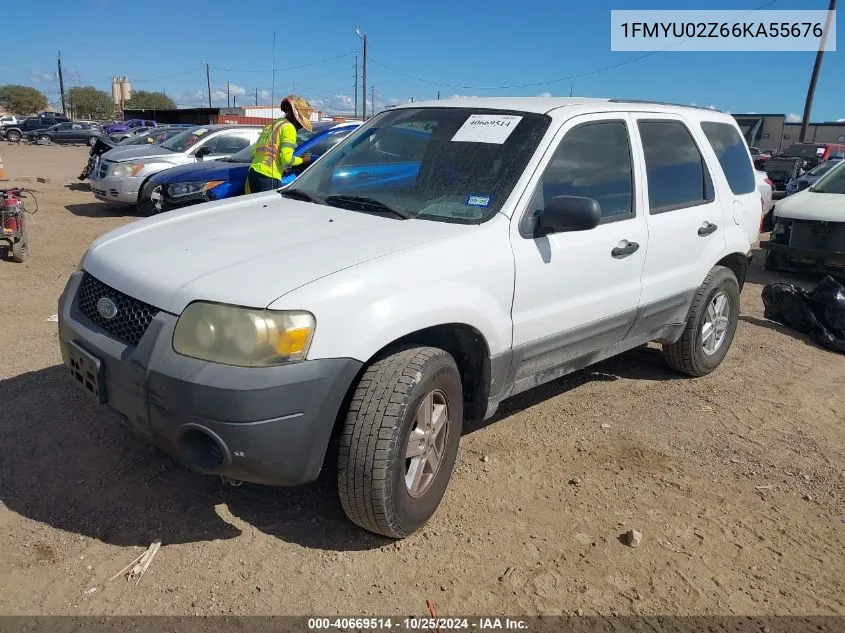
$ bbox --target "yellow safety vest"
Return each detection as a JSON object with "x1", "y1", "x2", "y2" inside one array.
[{"x1": 249, "y1": 118, "x2": 302, "y2": 180}]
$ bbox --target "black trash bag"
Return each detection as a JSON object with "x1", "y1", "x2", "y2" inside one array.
[{"x1": 761, "y1": 276, "x2": 845, "y2": 354}]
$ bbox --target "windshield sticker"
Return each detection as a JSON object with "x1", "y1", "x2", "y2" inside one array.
[
  {"x1": 451, "y1": 115, "x2": 523, "y2": 144},
  {"x1": 466, "y1": 194, "x2": 492, "y2": 208},
  {"x1": 194, "y1": 128, "x2": 208, "y2": 136},
  {"x1": 817, "y1": 147, "x2": 825, "y2": 156}
]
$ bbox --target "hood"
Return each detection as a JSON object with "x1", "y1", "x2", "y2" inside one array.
[
  {"x1": 148, "y1": 158, "x2": 244, "y2": 185},
  {"x1": 775, "y1": 190, "x2": 845, "y2": 222},
  {"x1": 82, "y1": 194, "x2": 466, "y2": 314},
  {"x1": 101, "y1": 144, "x2": 180, "y2": 163}
]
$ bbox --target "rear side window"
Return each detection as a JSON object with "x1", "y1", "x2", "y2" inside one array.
[
  {"x1": 700, "y1": 121, "x2": 756, "y2": 195},
  {"x1": 637, "y1": 120, "x2": 714, "y2": 214}
]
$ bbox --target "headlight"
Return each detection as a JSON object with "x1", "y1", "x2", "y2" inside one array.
[
  {"x1": 112, "y1": 163, "x2": 145, "y2": 178},
  {"x1": 173, "y1": 302, "x2": 315, "y2": 367},
  {"x1": 168, "y1": 181, "x2": 224, "y2": 199}
]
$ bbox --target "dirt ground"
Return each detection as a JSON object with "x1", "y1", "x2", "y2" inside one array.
[{"x1": 0, "y1": 142, "x2": 843, "y2": 618}]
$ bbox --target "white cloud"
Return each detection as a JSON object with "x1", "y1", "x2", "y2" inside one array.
[
  {"x1": 690, "y1": 102, "x2": 698, "y2": 106},
  {"x1": 837, "y1": 118, "x2": 845, "y2": 122},
  {"x1": 28, "y1": 69, "x2": 56, "y2": 85},
  {"x1": 707, "y1": 105, "x2": 717, "y2": 110},
  {"x1": 785, "y1": 113, "x2": 801, "y2": 123},
  {"x1": 538, "y1": 92, "x2": 552, "y2": 98}
]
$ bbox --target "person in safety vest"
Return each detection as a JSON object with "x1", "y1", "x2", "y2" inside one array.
[{"x1": 246, "y1": 94, "x2": 314, "y2": 193}]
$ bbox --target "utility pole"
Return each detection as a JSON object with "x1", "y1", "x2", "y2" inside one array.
[
  {"x1": 354, "y1": 56, "x2": 358, "y2": 119},
  {"x1": 411, "y1": 97, "x2": 414, "y2": 103},
  {"x1": 227, "y1": 81, "x2": 230, "y2": 108},
  {"x1": 254, "y1": 88, "x2": 259, "y2": 106},
  {"x1": 371, "y1": 86, "x2": 375, "y2": 119},
  {"x1": 205, "y1": 63, "x2": 212, "y2": 108},
  {"x1": 234, "y1": 95, "x2": 237, "y2": 107},
  {"x1": 355, "y1": 27, "x2": 368, "y2": 120},
  {"x1": 271, "y1": 31, "x2": 276, "y2": 108},
  {"x1": 799, "y1": 0, "x2": 836, "y2": 142},
  {"x1": 57, "y1": 52, "x2": 67, "y2": 115},
  {"x1": 437, "y1": 91, "x2": 440, "y2": 100}
]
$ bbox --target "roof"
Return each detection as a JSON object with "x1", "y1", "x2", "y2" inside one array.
[{"x1": 391, "y1": 96, "x2": 731, "y2": 116}]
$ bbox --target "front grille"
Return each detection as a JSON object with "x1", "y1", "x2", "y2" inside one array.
[
  {"x1": 76, "y1": 273, "x2": 160, "y2": 346},
  {"x1": 97, "y1": 161, "x2": 111, "y2": 179},
  {"x1": 789, "y1": 220, "x2": 845, "y2": 253}
]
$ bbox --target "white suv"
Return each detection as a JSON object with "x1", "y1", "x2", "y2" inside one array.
[{"x1": 58, "y1": 98, "x2": 762, "y2": 538}]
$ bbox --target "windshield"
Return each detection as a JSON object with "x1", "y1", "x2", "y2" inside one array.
[
  {"x1": 159, "y1": 126, "x2": 212, "y2": 152},
  {"x1": 808, "y1": 159, "x2": 841, "y2": 177},
  {"x1": 810, "y1": 160, "x2": 845, "y2": 194},
  {"x1": 287, "y1": 107, "x2": 550, "y2": 223},
  {"x1": 780, "y1": 144, "x2": 827, "y2": 159},
  {"x1": 229, "y1": 143, "x2": 256, "y2": 163}
]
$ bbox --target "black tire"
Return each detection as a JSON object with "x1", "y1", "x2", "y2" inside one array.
[
  {"x1": 137, "y1": 180, "x2": 160, "y2": 216},
  {"x1": 338, "y1": 345, "x2": 463, "y2": 538},
  {"x1": 662, "y1": 265, "x2": 740, "y2": 377},
  {"x1": 87, "y1": 136, "x2": 99, "y2": 147},
  {"x1": 11, "y1": 217, "x2": 28, "y2": 263},
  {"x1": 7, "y1": 130, "x2": 21, "y2": 142}
]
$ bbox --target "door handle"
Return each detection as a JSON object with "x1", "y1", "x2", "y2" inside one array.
[
  {"x1": 611, "y1": 241, "x2": 640, "y2": 258},
  {"x1": 698, "y1": 222, "x2": 718, "y2": 237}
]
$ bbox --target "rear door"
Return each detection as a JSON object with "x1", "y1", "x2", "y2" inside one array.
[{"x1": 630, "y1": 114, "x2": 727, "y2": 326}]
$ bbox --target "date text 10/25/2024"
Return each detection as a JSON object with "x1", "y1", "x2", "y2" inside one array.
[{"x1": 308, "y1": 617, "x2": 530, "y2": 630}]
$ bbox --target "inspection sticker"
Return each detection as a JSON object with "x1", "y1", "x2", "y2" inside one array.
[
  {"x1": 466, "y1": 194, "x2": 492, "y2": 207},
  {"x1": 452, "y1": 115, "x2": 523, "y2": 144}
]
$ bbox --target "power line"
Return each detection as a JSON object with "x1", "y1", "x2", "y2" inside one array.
[
  {"x1": 211, "y1": 51, "x2": 356, "y2": 74},
  {"x1": 371, "y1": 0, "x2": 776, "y2": 91}
]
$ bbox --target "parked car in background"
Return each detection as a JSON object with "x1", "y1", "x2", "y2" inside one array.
[
  {"x1": 25, "y1": 121, "x2": 104, "y2": 146},
  {"x1": 140, "y1": 122, "x2": 361, "y2": 215},
  {"x1": 101, "y1": 118, "x2": 157, "y2": 136},
  {"x1": 761, "y1": 159, "x2": 845, "y2": 275},
  {"x1": 1, "y1": 114, "x2": 72, "y2": 141},
  {"x1": 785, "y1": 157, "x2": 843, "y2": 196},
  {"x1": 109, "y1": 126, "x2": 152, "y2": 143},
  {"x1": 80, "y1": 126, "x2": 197, "y2": 181},
  {"x1": 756, "y1": 169, "x2": 773, "y2": 225},
  {"x1": 61, "y1": 99, "x2": 760, "y2": 538},
  {"x1": 765, "y1": 143, "x2": 845, "y2": 199},
  {"x1": 0, "y1": 115, "x2": 19, "y2": 126},
  {"x1": 90, "y1": 124, "x2": 262, "y2": 206},
  {"x1": 749, "y1": 146, "x2": 772, "y2": 169}
]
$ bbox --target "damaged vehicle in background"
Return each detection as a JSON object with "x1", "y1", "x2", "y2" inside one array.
[
  {"x1": 761, "y1": 159, "x2": 845, "y2": 276},
  {"x1": 79, "y1": 126, "x2": 197, "y2": 181},
  {"x1": 139, "y1": 122, "x2": 360, "y2": 215},
  {"x1": 89, "y1": 125, "x2": 262, "y2": 206},
  {"x1": 785, "y1": 157, "x2": 843, "y2": 196},
  {"x1": 764, "y1": 143, "x2": 845, "y2": 196}
]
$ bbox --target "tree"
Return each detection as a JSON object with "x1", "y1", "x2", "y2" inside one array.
[
  {"x1": 0, "y1": 85, "x2": 48, "y2": 115},
  {"x1": 125, "y1": 90, "x2": 176, "y2": 110},
  {"x1": 67, "y1": 86, "x2": 114, "y2": 119}
]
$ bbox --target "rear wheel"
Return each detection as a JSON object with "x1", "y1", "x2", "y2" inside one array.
[
  {"x1": 338, "y1": 345, "x2": 463, "y2": 538},
  {"x1": 662, "y1": 265, "x2": 740, "y2": 377},
  {"x1": 7, "y1": 130, "x2": 21, "y2": 142}
]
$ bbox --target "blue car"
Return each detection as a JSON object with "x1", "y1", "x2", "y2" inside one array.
[
  {"x1": 785, "y1": 158, "x2": 843, "y2": 196},
  {"x1": 141, "y1": 122, "x2": 361, "y2": 214}
]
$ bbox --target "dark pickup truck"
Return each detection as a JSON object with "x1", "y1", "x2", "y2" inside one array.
[{"x1": 1, "y1": 115, "x2": 72, "y2": 142}]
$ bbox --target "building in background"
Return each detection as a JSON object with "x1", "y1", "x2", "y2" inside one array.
[{"x1": 733, "y1": 113, "x2": 845, "y2": 152}]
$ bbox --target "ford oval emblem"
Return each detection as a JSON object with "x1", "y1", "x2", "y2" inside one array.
[{"x1": 96, "y1": 297, "x2": 118, "y2": 320}]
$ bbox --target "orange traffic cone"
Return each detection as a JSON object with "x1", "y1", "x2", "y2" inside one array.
[{"x1": 0, "y1": 153, "x2": 7, "y2": 181}]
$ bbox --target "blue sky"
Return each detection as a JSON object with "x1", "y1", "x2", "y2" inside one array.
[{"x1": 2, "y1": 0, "x2": 842, "y2": 121}]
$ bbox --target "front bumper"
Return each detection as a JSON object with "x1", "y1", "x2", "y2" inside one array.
[
  {"x1": 759, "y1": 240, "x2": 845, "y2": 273},
  {"x1": 90, "y1": 173, "x2": 141, "y2": 204},
  {"x1": 57, "y1": 271, "x2": 363, "y2": 486}
]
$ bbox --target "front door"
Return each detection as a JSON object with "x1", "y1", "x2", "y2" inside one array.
[{"x1": 509, "y1": 113, "x2": 648, "y2": 383}]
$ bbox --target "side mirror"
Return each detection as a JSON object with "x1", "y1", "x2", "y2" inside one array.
[
  {"x1": 534, "y1": 196, "x2": 601, "y2": 236},
  {"x1": 195, "y1": 145, "x2": 212, "y2": 158}
]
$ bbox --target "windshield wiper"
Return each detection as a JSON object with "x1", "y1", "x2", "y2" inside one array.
[
  {"x1": 279, "y1": 188, "x2": 323, "y2": 204},
  {"x1": 324, "y1": 195, "x2": 412, "y2": 220}
]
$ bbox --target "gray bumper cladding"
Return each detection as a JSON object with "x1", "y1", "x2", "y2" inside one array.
[{"x1": 58, "y1": 272, "x2": 363, "y2": 487}]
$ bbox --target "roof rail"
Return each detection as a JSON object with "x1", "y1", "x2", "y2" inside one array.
[{"x1": 608, "y1": 99, "x2": 724, "y2": 113}]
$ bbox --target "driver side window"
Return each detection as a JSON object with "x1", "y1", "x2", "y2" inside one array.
[{"x1": 531, "y1": 120, "x2": 635, "y2": 224}]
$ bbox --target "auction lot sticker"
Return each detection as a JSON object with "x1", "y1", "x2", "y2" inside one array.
[{"x1": 452, "y1": 115, "x2": 523, "y2": 144}]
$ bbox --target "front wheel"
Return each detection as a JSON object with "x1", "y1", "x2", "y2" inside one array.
[
  {"x1": 87, "y1": 136, "x2": 98, "y2": 147},
  {"x1": 7, "y1": 130, "x2": 21, "y2": 142},
  {"x1": 662, "y1": 265, "x2": 740, "y2": 377},
  {"x1": 338, "y1": 345, "x2": 463, "y2": 538}
]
